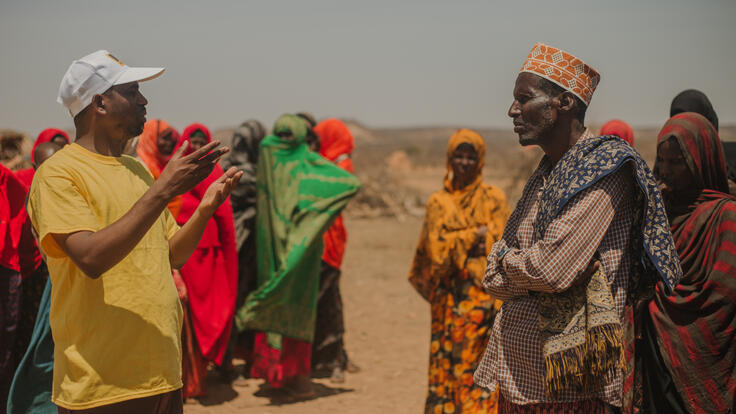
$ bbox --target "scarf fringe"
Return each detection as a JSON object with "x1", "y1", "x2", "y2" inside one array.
[{"x1": 543, "y1": 323, "x2": 626, "y2": 397}]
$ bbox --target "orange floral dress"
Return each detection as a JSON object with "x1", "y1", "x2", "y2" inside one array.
[{"x1": 409, "y1": 129, "x2": 509, "y2": 414}]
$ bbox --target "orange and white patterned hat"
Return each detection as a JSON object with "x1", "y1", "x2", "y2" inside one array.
[{"x1": 520, "y1": 43, "x2": 600, "y2": 106}]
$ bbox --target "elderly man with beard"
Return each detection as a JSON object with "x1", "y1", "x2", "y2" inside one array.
[
  {"x1": 26, "y1": 50, "x2": 243, "y2": 414},
  {"x1": 473, "y1": 43, "x2": 681, "y2": 413}
]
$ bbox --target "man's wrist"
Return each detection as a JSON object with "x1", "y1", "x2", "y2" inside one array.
[
  {"x1": 196, "y1": 202, "x2": 216, "y2": 218},
  {"x1": 147, "y1": 180, "x2": 174, "y2": 208}
]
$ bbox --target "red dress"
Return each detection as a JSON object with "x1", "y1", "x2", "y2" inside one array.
[
  {"x1": 176, "y1": 123, "x2": 238, "y2": 362},
  {"x1": 177, "y1": 164, "x2": 238, "y2": 365},
  {"x1": 175, "y1": 123, "x2": 239, "y2": 399}
]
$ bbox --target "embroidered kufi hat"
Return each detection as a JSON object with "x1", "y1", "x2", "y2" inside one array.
[{"x1": 520, "y1": 43, "x2": 600, "y2": 106}]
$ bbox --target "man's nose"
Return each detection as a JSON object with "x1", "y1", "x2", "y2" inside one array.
[{"x1": 508, "y1": 101, "x2": 521, "y2": 118}]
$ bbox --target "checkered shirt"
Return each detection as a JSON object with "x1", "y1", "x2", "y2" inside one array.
[{"x1": 473, "y1": 129, "x2": 636, "y2": 407}]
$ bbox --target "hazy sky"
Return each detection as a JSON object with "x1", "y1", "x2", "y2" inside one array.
[{"x1": 1, "y1": 0, "x2": 734, "y2": 137}]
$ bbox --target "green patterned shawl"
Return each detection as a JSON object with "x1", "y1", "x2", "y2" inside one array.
[{"x1": 235, "y1": 115, "x2": 360, "y2": 345}]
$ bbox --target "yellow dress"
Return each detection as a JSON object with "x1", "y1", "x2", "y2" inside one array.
[{"x1": 409, "y1": 129, "x2": 509, "y2": 414}]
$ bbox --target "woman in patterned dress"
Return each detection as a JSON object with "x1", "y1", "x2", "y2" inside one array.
[{"x1": 409, "y1": 129, "x2": 509, "y2": 414}]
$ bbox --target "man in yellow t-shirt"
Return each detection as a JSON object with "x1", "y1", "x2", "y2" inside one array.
[{"x1": 27, "y1": 50, "x2": 244, "y2": 413}]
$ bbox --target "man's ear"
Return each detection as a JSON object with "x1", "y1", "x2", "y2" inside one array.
[
  {"x1": 559, "y1": 91, "x2": 576, "y2": 114},
  {"x1": 92, "y1": 94, "x2": 106, "y2": 115}
]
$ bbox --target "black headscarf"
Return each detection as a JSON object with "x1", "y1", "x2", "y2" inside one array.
[
  {"x1": 222, "y1": 119, "x2": 267, "y2": 249},
  {"x1": 670, "y1": 89, "x2": 719, "y2": 131},
  {"x1": 669, "y1": 89, "x2": 735, "y2": 183}
]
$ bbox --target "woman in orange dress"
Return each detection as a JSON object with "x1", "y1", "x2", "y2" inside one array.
[{"x1": 409, "y1": 129, "x2": 509, "y2": 414}]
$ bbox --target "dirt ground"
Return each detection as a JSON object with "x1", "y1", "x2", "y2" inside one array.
[
  {"x1": 183, "y1": 122, "x2": 736, "y2": 414},
  {"x1": 7, "y1": 122, "x2": 729, "y2": 413},
  {"x1": 185, "y1": 216, "x2": 431, "y2": 414}
]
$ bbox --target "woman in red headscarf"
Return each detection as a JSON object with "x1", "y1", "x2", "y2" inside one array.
[
  {"x1": 175, "y1": 123, "x2": 238, "y2": 398},
  {"x1": 3, "y1": 130, "x2": 55, "y2": 406},
  {"x1": 0, "y1": 163, "x2": 43, "y2": 408},
  {"x1": 600, "y1": 119, "x2": 634, "y2": 146},
  {"x1": 641, "y1": 112, "x2": 736, "y2": 413},
  {"x1": 310, "y1": 118, "x2": 358, "y2": 382},
  {"x1": 136, "y1": 119, "x2": 182, "y2": 217},
  {"x1": 15, "y1": 128, "x2": 69, "y2": 189}
]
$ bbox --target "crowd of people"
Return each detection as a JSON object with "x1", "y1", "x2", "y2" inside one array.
[
  {"x1": 1, "y1": 50, "x2": 360, "y2": 414},
  {"x1": 0, "y1": 43, "x2": 734, "y2": 414}
]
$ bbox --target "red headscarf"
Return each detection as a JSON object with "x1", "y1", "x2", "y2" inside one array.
[
  {"x1": 32, "y1": 128, "x2": 69, "y2": 164},
  {"x1": 0, "y1": 164, "x2": 40, "y2": 276},
  {"x1": 600, "y1": 119, "x2": 634, "y2": 146},
  {"x1": 315, "y1": 118, "x2": 354, "y2": 173},
  {"x1": 176, "y1": 123, "x2": 212, "y2": 155},
  {"x1": 175, "y1": 122, "x2": 238, "y2": 365},
  {"x1": 314, "y1": 118, "x2": 356, "y2": 269},
  {"x1": 656, "y1": 112, "x2": 728, "y2": 194},
  {"x1": 15, "y1": 128, "x2": 70, "y2": 189}
]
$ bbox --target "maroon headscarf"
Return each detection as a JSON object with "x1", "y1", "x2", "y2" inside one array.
[
  {"x1": 656, "y1": 112, "x2": 728, "y2": 194},
  {"x1": 647, "y1": 112, "x2": 736, "y2": 413}
]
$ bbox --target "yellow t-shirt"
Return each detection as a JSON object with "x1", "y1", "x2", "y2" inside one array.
[{"x1": 27, "y1": 143, "x2": 183, "y2": 409}]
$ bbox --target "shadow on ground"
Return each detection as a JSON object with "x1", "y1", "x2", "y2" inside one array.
[
  {"x1": 188, "y1": 363, "x2": 353, "y2": 407},
  {"x1": 253, "y1": 382, "x2": 354, "y2": 406},
  {"x1": 189, "y1": 366, "x2": 241, "y2": 406}
]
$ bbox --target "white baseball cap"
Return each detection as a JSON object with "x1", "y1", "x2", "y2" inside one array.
[{"x1": 57, "y1": 50, "x2": 164, "y2": 117}]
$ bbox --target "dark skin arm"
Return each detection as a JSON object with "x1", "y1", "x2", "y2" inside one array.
[
  {"x1": 51, "y1": 140, "x2": 235, "y2": 278},
  {"x1": 168, "y1": 166, "x2": 242, "y2": 268}
]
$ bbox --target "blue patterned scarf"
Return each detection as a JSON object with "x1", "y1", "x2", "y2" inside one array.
[
  {"x1": 535, "y1": 134, "x2": 681, "y2": 397},
  {"x1": 536, "y1": 135, "x2": 680, "y2": 292}
]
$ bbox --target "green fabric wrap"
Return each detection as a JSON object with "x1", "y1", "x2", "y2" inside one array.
[{"x1": 235, "y1": 115, "x2": 360, "y2": 344}]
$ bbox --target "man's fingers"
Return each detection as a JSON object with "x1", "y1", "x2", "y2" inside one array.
[
  {"x1": 170, "y1": 141, "x2": 189, "y2": 161},
  {"x1": 227, "y1": 171, "x2": 243, "y2": 188},
  {"x1": 586, "y1": 260, "x2": 600, "y2": 274},
  {"x1": 212, "y1": 168, "x2": 236, "y2": 185},
  {"x1": 223, "y1": 166, "x2": 239, "y2": 178},
  {"x1": 197, "y1": 146, "x2": 229, "y2": 165},
  {"x1": 221, "y1": 172, "x2": 243, "y2": 197},
  {"x1": 186, "y1": 141, "x2": 221, "y2": 161},
  {"x1": 232, "y1": 170, "x2": 244, "y2": 184},
  {"x1": 224, "y1": 178, "x2": 235, "y2": 195}
]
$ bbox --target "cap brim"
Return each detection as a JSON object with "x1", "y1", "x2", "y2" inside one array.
[{"x1": 114, "y1": 66, "x2": 165, "y2": 85}]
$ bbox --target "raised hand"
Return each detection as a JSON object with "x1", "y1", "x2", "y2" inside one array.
[
  {"x1": 199, "y1": 166, "x2": 244, "y2": 216},
  {"x1": 155, "y1": 140, "x2": 231, "y2": 199}
]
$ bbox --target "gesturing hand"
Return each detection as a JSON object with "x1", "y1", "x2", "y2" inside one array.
[
  {"x1": 156, "y1": 140, "x2": 230, "y2": 199},
  {"x1": 199, "y1": 166, "x2": 244, "y2": 216}
]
